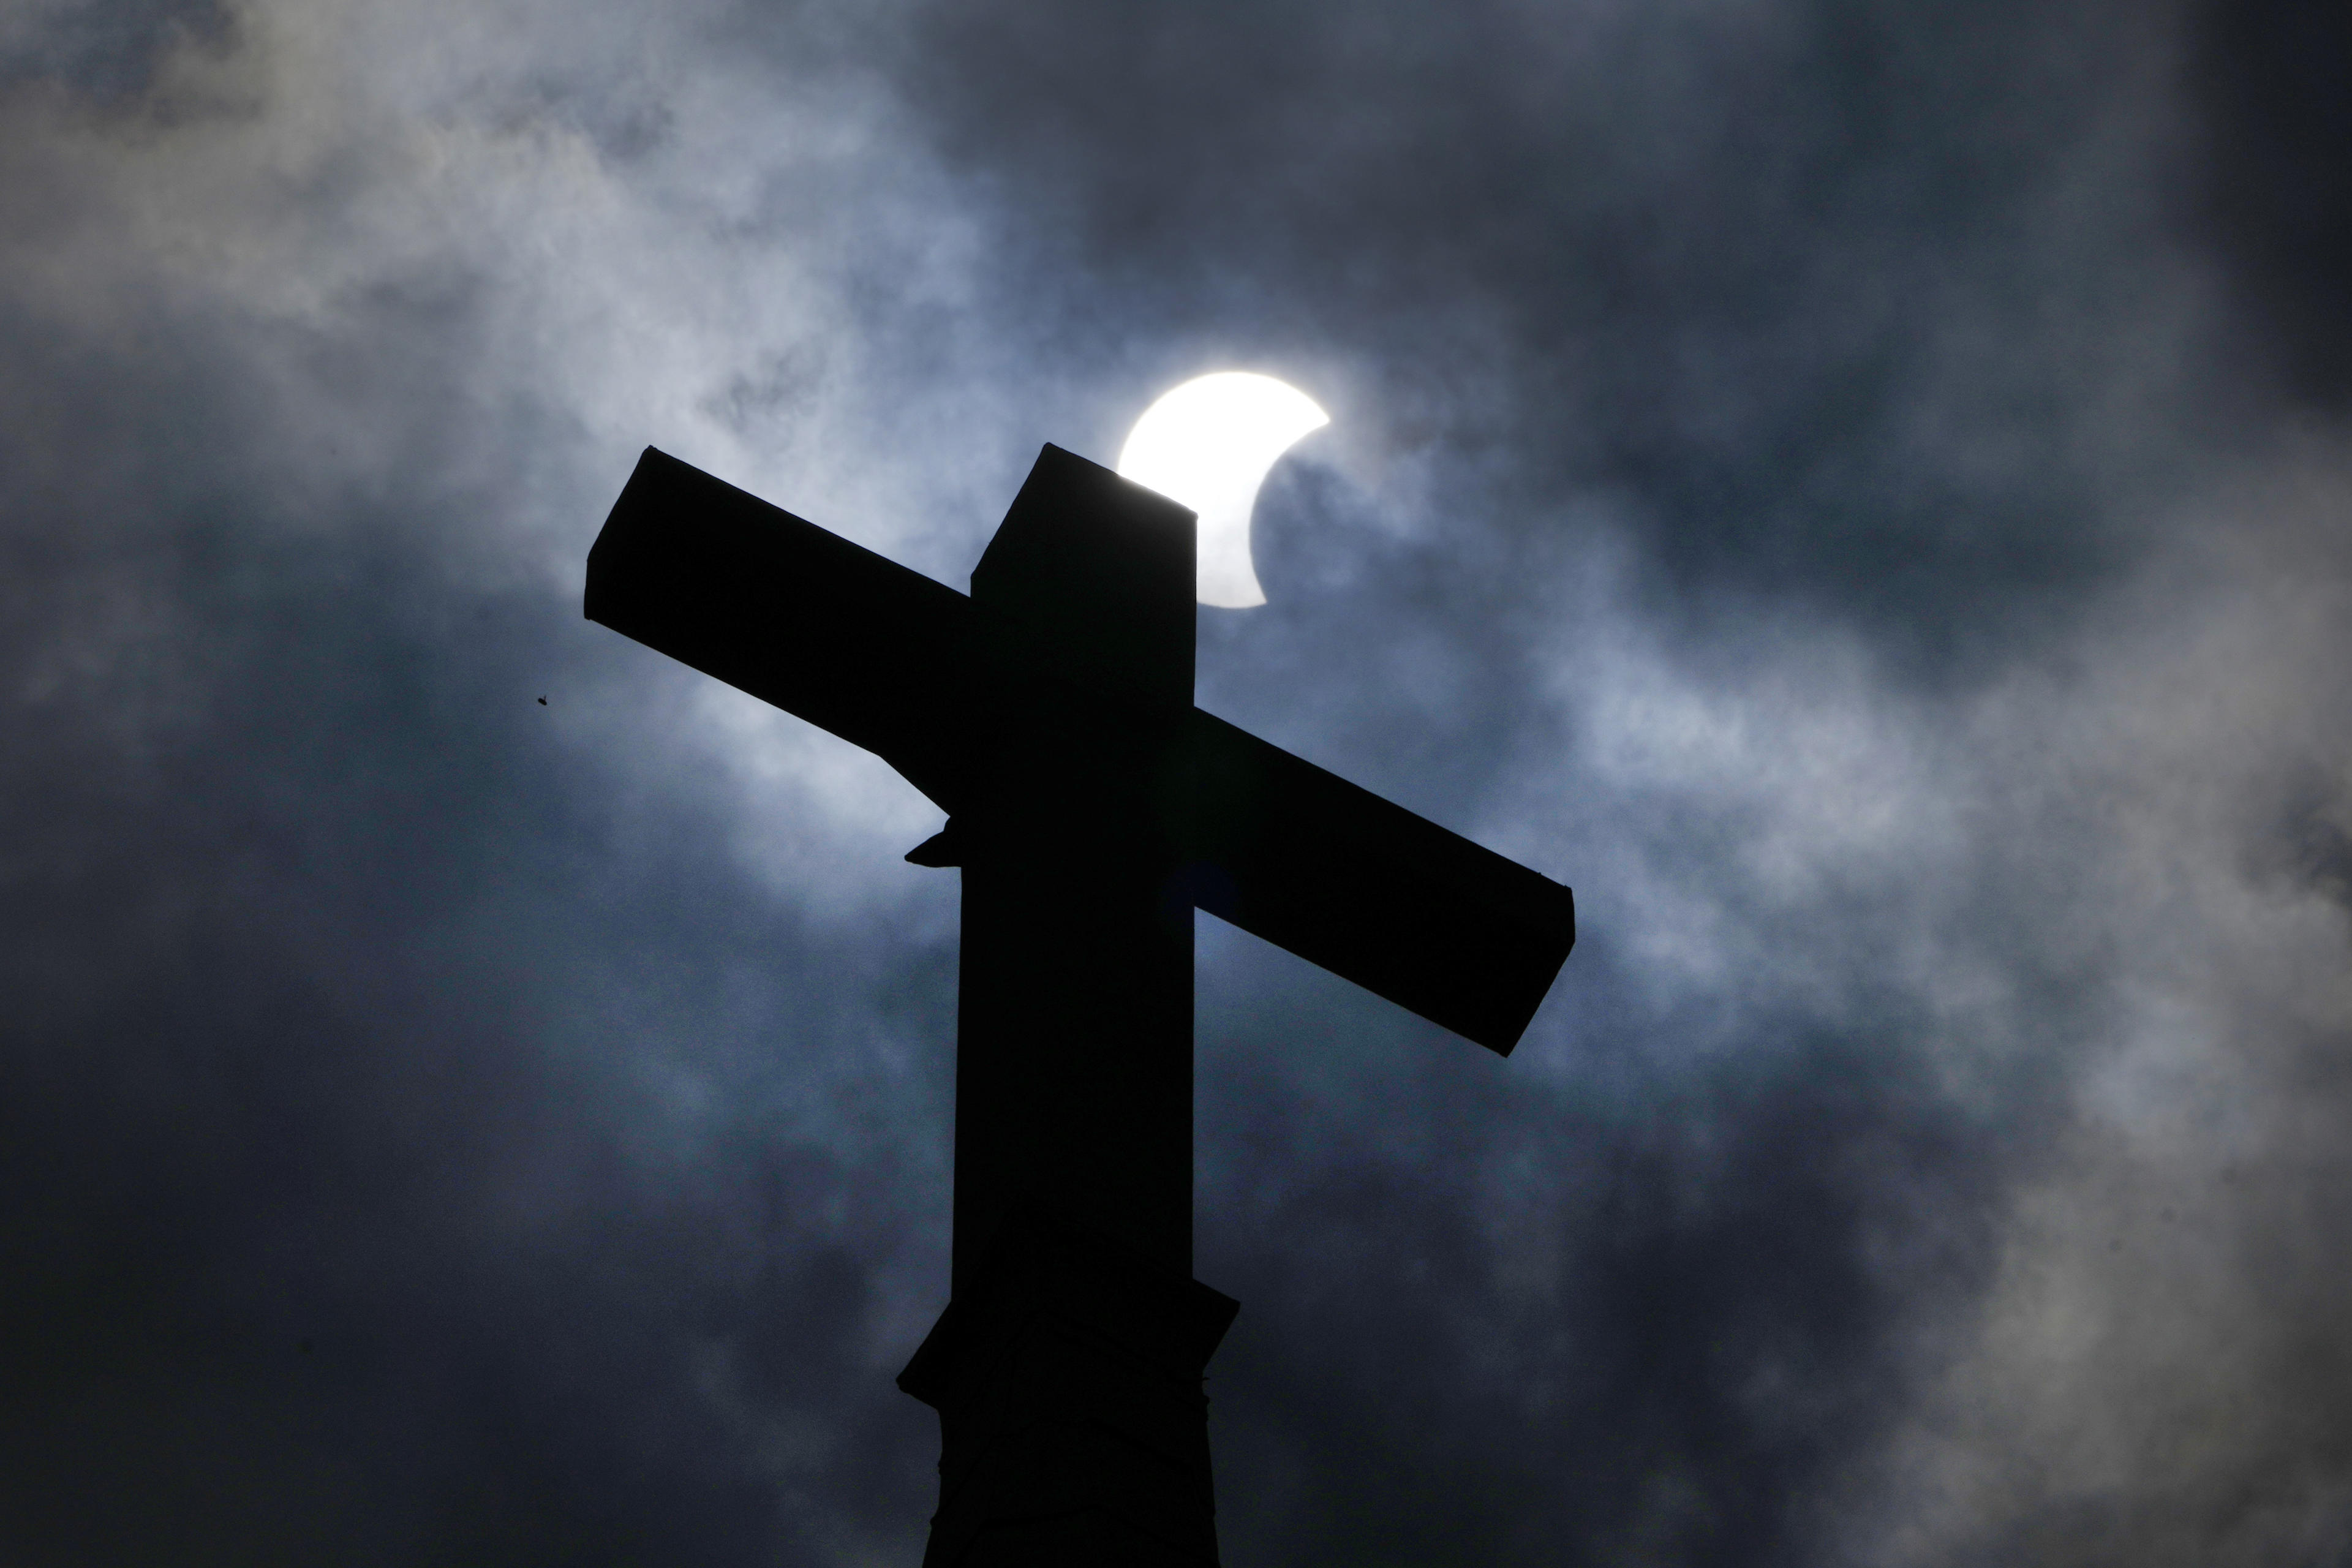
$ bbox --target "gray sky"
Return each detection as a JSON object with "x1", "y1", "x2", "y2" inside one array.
[{"x1": 4, "y1": 1, "x2": 2348, "y2": 1563}]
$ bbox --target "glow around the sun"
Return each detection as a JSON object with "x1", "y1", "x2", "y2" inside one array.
[{"x1": 1116, "y1": 372, "x2": 1330, "y2": 608}]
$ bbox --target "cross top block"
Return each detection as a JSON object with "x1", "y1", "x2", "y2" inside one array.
[{"x1": 973, "y1": 444, "x2": 1197, "y2": 713}]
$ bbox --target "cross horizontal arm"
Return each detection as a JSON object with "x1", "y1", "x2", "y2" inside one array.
[
  {"x1": 1167, "y1": 710, "x2": 1574, "y2": 1056},
  {"x1": 586, "y1": 447, "x2": 1574, "y2": 1055},
  {"x1": 586, "y1": 448, "x2": 978, "y2": 813}
]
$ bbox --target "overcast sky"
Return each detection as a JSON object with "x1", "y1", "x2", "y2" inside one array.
[{"x1": 4, "y1": 1, "x2": 2349, "y2": 1564}]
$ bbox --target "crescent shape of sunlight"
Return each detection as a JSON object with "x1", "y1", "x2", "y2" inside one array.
[{"x1": 1116, "y1": 372, "x2": 1330, "y2": 608}]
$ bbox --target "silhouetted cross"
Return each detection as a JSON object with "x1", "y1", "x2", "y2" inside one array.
[{"x1": 586, "y1": 443, "x2": 1574, "y2": 1568}]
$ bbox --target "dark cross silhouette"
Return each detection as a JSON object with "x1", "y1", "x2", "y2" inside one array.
[{"x1": 586, "y1": 443, "x2": 1575, "y2": 1567}]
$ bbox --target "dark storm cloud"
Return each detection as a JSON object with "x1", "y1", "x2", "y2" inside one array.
[
  {"x1": 1, "y1": 290, "x2": 952, "y2": 1561},
  {"x1": 4, "y1": 1, "x2": 2349, "y2": 1565},
  {"x1": 2184, "y1": 0, "x2": 2352, "y2": 409},
  {"x1": 890, "y1": 0, "x2": 2207, "y2": 677},
  {"x1": 0, "y1": 0, "x2": 232, "y2": 102}
]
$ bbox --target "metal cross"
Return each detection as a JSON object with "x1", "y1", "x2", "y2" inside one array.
[{"x1": 586, "y1": 443, "x2": 1574, "y2": 1566}]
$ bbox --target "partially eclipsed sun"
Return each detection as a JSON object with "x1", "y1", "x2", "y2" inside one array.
[{"x1": 1116, "y1": 372, "x2": 1329, "y2": 608}]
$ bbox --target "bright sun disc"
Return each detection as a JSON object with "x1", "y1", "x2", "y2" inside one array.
[{"x1": 1116, "y1": 372, "x2": 1329, "y2": 608}]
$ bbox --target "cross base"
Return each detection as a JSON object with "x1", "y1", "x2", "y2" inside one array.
[{"x1": 898, "y1": 1210, "x2": 1240, "y2": 1568}]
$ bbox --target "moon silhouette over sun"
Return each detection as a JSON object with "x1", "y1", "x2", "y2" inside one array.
[{"x1": 1116, "y1": 372, "x2": 1329, "y2": 608}]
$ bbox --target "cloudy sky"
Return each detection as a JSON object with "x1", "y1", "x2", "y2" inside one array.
[{"x1": 4, "y1": 1, "x2": 2349, "y2": 1562}]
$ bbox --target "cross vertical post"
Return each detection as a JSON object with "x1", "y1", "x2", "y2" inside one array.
[
  {"x1": 901, "y1": 450, "x2": 1236, "y2": 1566},
  {"x1": 951, "y1": 448, "x2": 1197, "y2": 1287}
]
